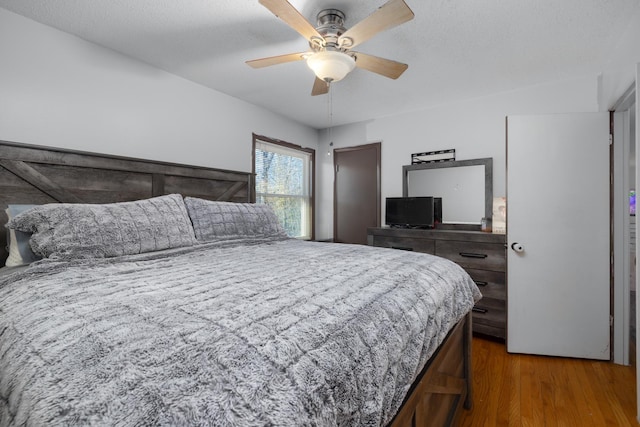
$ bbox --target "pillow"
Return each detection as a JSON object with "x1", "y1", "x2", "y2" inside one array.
[
  {"x1": 7, "y1": 194, "x2": 197, "y2": 259},
  {"x1": 5, "y1": 205, "x2": 42, "y2": 267},
  {"x1": 184, "y1": 197, "x2": 288, "y2": 242}
]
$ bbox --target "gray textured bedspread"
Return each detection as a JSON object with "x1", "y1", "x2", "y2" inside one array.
[{"x1": 0, "y1": 239, "x2": 480, "y2": 426}]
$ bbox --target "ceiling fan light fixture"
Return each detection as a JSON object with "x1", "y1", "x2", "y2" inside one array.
[{"x1": 306, "y1": 50, "x2": 356, "y2": 83}]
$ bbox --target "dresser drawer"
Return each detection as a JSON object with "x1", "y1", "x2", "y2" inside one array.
[
  {"x1": 372, "y1": 236, "x2": 435, "y2": 254},
  {"x1": 472, "y1": 296, "x2": 506, "y2": 330},
  {"x1": 367, "y1": 227, "x2": 507, "y2": 340},
  {"x1": 473, "y1": 323, "x2": 505, "y2": 339},
  {"x1": 466, "y1": 268, "x2": 506, "y2": 286},
  {"x1": 474, "y1": 283, "x2": 505, "y2": 302},
  {"x1": 435, "y1": 241, "x2": 506, "y2": 271},
  {"x1": 465, "y1": 268, "x2": 505, "y2": 301}
]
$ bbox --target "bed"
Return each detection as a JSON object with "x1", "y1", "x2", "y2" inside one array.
[{"x1": 0, "y1": 141, "x2": 479, "y2": 426}]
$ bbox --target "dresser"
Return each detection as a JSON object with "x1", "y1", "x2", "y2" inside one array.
[{"x1": 367, "y1": 227, "x2": 507, "y2": 339}]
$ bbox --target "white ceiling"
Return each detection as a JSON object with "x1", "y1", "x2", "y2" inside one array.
[{"x1": 1, "y1": 0, "x2": 639, "y2": 129}]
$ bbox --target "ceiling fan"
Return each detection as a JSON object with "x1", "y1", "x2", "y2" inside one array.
[{"x1": 246, "y1": 0, "x2": 415, "y2": 96}]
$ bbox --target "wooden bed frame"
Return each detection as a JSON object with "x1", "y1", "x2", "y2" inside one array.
[
  {"x1": 0, "y1": 140, "x2": 472, "y2": 426},
  {"x1": 0, "y1": 140, "x2": 254, "y2": 264}
]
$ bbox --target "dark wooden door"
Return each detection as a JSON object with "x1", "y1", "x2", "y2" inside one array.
[{"x1": 334, "y1": 143, "x2": 381, "y2": 244}]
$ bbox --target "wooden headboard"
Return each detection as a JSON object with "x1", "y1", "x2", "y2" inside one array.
[{"x1": 0, "y1": 140, "x2": 254, "y2": 265}]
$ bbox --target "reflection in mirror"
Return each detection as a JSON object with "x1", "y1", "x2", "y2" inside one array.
[{"x1": 403, "y1": 158, "x2": 493, "y2": 225}]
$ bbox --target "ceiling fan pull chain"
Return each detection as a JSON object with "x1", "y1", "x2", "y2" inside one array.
[{"x1": 328, "y1": 86, "x2": 334, "y2": 150}]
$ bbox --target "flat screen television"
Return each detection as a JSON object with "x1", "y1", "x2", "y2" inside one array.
[{"x1": 385, "y1": 197, "x2": 442, "y2": 229}]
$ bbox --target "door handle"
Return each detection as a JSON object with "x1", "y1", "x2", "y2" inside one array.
[{"x1": 511, "y1": 242, "x2": 524, "y2": 253}]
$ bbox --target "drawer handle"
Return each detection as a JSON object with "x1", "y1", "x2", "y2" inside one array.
[
  {"x1": 459, "y1": 252, "x2": 488, "y2": 259},
  {"x1": 391, "y1": 246, "x2": 414, "y2": 251},
  {"x1": 472, "y1": 307, "x2": 488, "y2": 314},
  {"x1": 474, "y1": 281, "x2": 488, "y2": 287}
]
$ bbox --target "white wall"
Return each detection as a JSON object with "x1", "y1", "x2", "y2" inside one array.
[
  {"x1": 601, "y1": 6, "x2": 640, "y2": 109},
  {"x1": 316, "y1": 2, "x2": 640, "y2": 241},
  {"x1": 3, "y1": 5, "x2": 638, "y2": 241},
  {"x1": 0, "y1": 8, "x2": 318, "y2": 174},
  {"x1": 316, "y1": 75, "x2": 600, "y2": 239}
]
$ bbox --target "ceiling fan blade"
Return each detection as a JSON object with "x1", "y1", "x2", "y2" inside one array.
[
  {"x1": 338, "y1": 0, "x2": 414, "y2": 49},
  {"x1": 311, "y1": 77, "x2": 330, "y2": 96},
  {"x1": 259, "y1": 0, "x2": 323, "y2": 42},
  {"x1": 353, "y1": 52, "x2": 408, "y2": 79},
  {"x1": 246, "y1": 52, "x2": 307, "y2": 68}
]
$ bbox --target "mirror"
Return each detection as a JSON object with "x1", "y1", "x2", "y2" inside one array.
[{"x1": 403, "y1": 158, "x2": 493, "y2": 224}]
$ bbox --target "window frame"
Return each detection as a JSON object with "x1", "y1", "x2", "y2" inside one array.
[{"x1": 252, "y1": 133, "x2": 315, "y2": 240}]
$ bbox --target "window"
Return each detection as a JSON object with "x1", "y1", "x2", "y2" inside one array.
[{"x1": 253, "y1": 134, "x2": 315, "y2": 240}]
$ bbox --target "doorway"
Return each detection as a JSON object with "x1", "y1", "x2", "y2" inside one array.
[
  {"x1": 333, "y1": 143, "x2": 381, "y2": 244},
  {"x1": 612, "y1": 83, "x2": 636, "y2": 366}
]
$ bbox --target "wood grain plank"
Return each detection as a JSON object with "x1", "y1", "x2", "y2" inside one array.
[
  {"x1": 164, "y1": 175, "x2": 249, "y2": 202},
  {"x1": 459, "y1": 338, "x2": 637, "y2": 426},
  {"x1": 0, "y1": 141, "x2": 250, "y2": 182},
  {"x1": 0, "y1": 159, "x2": 84, "y2": 203},
  {"x1": 152, "y1": 173, "x2": 165, "y2": 197},
  {"x1": 557, "y1": 357, "x2": 591, "y2": 426},
  {"x1": 390, "y1": 315, "x2": 471, "y2": 427},
  {"x1": 539, "y1": 358, "x2": 558, "y2": 426},
  {"x1": 30, "y1": 164, "x2": 150, "y2": 189},
  {"x1": 492, "y1": 345, "x2": 512, "y2": 426},
  {"x1": 506, "y1": 351, "x2": 521, "y2": 426},
  {"x1": 423, "y1": 372, "x2": 465, "y2": 395},
  {"x1": 570, "y1": 359, "x2": 610, "y2": 426},
  {"x1": 217, "y1": 181, "x2": 248, "y2": 202}
]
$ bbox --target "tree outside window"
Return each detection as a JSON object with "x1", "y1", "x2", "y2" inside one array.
[{"x1": 253, "y1": 135, "x2": 314, "y2": 240}]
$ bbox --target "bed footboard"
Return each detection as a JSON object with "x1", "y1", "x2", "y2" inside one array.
[{"x1": 390, "y1": 312, "x2": 472, "y2": 427}]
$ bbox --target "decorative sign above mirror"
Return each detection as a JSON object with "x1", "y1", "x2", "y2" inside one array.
[
  {"x1": 403, "y1": 158, "x2": 493, "y2": 224},
  {"x1": 411, "y1": 149, "x2": 455, "y2": 164}
]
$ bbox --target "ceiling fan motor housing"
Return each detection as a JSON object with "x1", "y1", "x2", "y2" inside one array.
[{"x1": 311, "y1": 9, "x2": 349, "y2": 51}]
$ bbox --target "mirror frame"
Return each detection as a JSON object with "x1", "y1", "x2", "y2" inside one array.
[{"x1": 402, "y1": 157, "x2": 493, "y2": 221}]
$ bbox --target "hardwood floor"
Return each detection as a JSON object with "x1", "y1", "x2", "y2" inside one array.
[{"x1": 458, "y1": 337, "x2": 638, "y2": 426}]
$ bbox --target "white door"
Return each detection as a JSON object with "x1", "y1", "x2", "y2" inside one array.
[
  {"x1": 634, "y1": 65, "x2": 640, "y2": 423},
  {"x1": 507, "y1": 112, "x2": 610, "y2": 360}
]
